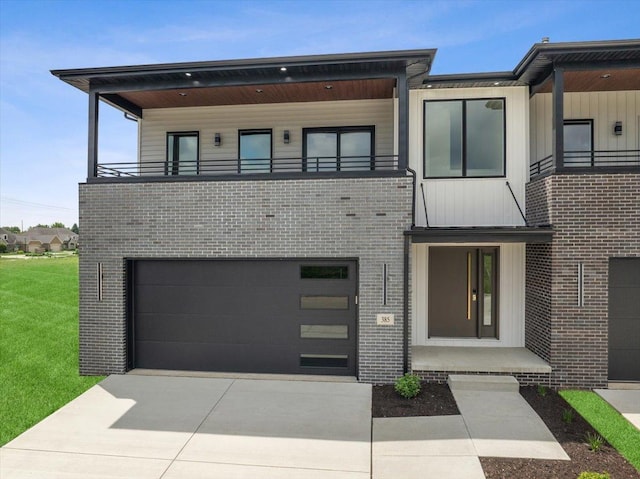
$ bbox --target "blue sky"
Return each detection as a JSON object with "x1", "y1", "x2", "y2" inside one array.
[{"x1": 1, "y1": 0, "x2": 639, "y2": 229}]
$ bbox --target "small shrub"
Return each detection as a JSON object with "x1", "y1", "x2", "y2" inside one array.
[
  {"x1": 16, "y1": 250, "x2": 24, "y2": 254},
  {"x1": 585, "y1": 431, "x2": 604, "y2": 452},
  {"x1": 394, "y1": 373, "x2": 421, "y2": 399},
  {"x1": 537, "y1": 384, "x2": 548, "y2": 397},
  {"x1": 562, "y1": 408, "x2": 575, "y2": 424},
  {"x1": 0, "y1": 244, "x2": 7, "y2": 253},
  {"x1": 577, "y1": 472, "x2": 610, "y2": 479}
]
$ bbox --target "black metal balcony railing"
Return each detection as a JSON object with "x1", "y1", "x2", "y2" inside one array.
[
  {"x1": 530, "y1": 150, "x2": 640, "y2": 178},
  {"x1": 95, "y1": 155, "x2": 400, "y2": 178}
]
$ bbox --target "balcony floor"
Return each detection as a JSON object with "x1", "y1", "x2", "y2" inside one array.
[{"x1": 412, "y1": 346, "x2": 551, "y2": 374}]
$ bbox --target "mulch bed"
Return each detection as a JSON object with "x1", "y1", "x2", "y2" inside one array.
[
  {"x1": 372, "y1": 382, "x2": 640, "y2": 478},
  {"x1": 372, "y1": 382, "x2": 459, "y2": 417}
]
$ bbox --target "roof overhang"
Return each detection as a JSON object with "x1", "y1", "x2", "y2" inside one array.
[
  {"x1": 420, "y1": 39, "x2": 640, "y2": 92},
  {"x1": 51, "y1": 49, "x2": 436, "y2": 113},
  {"x1": 406, "y1": 226, "x2": 554, "y2": 244}
]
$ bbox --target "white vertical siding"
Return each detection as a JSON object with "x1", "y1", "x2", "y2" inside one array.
[
  {"x1": 139, "y1": 99, "x2": 395, "y2": 170},
  {"x1": 411, "y1": 243, "x2": 525, "y2": 347},
  {"x1": 409, "y1": 87, "x2": 530, "y2": 227},
  {"x1": 529, "y1": 90, "x2": 640, "y2": 164}
]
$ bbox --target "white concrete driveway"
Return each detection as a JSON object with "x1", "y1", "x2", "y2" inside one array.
[{"x1": 1, "y1": 375, "x2": 372, "y2": 478}]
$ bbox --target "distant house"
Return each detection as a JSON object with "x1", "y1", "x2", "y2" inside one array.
[
  {"x1": 25, "y1": 227, "x2": 79, "y2": 251},
  {"x1": 0, "y1": 228, "x2": 24, "y2": 251}
]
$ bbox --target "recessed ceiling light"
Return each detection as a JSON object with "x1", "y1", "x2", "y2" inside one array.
[
  {"x1": 255, "y1": 88, "x2": 264, "y2": 93},
  {"x1": 324, "y1": 85, "x2": 333, "y2": 90},
  {"x1": 178, "y1": 92, "x2": 187, "y2": 96},
  {"x1": 280, "y1": 67, "x2": 287, "y2": 72},
  {"x1": 601, "y1": 73, "x2": 611, "y2": 79},
  {"x1": 185, "y1": 72, "x2": 192, "y2": 77}
]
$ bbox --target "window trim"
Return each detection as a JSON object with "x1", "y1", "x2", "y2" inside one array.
[
  {"x1": 165, "y1": 131, "x2": 199, "y2": 176},
  {"x1": 238, "y1": 129, "x2": 273, "y2": 173},
  {"x1": 423, "y1": 98, "x2": 506, "y2": 179},
  {"x1": 302, "y1": 125, "x2": 375, "y2": 172}
]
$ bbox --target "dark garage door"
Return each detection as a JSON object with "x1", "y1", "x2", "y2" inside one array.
[
  {"x1": 609, "y1": 258, "x2": 640, "y2": 382},
  {"x1": 130, "y1": 259, "x2": 357, "y2": 376}
]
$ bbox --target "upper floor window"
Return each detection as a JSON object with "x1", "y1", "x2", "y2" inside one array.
[
  {"x1": 424, "y1": 99, "x2": 505, "y2": 178},
  {"x1": 564, "y1": 119, "x2": 593, "y2": 166},
  {"x1": 167, "y1": 132, "x2": 198, "y2": 175},
  {"x1": 303, "y1": 126, "x2": 374, "y2": 172},
  {"x1": 239, "y1": 129, "x2": 272, "y2": 173}
]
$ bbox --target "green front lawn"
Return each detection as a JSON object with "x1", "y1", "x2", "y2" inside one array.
[
  {"x1": 0, "y1": 256, "x2": 104, "y2": 446},
  {"x1": 560, "y1": 390, "x2": 640, "y2": 470}
]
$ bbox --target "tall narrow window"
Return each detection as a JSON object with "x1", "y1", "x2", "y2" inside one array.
[
  {"x1": 304, "y1": 126, "x2": 374, "y2": 172},
  {"x1": 424, "y1": 99, "x2": 505, "y2": 178},
  {"x1": 564, "y1": 120, "x2": 593, "y2": 167},
  {"x1": 167, "y1": 132, "x2": 198, "y2": 175},
  {"x1": 239, "y1": 129, "x2": 272, "y2": 173}
]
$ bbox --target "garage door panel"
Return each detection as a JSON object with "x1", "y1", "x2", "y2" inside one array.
[
  {"x1": 608, "y1": 318, "x2": 640, "y2": 350},
  {"x1": 608, "y1": 258, "x2": 640, "y2": 382},
  {"x1": 609, "y1": 288, "x2": 640, "y2": 319},
  {"x1": 132, "y1": 259, "x2": 357, "y2": 376},
  {"x1": 609, "y1": 348, "x2": 640, "y2": 382}
]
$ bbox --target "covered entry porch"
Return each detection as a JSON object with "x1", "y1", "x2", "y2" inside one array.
[{"x1": 411, "y1": 346, "x2": 552, "y2": 385}]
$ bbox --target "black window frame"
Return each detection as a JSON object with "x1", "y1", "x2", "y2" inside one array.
[
  {"x1": 238, "y1": 129, "x2": 273, "y2": 174},
  {"x1": 302, "y1": 126, "x2": 375, "y2": 172},
  {"x1": 423, "y1": 98, "x2": 506, "y2": 179},
  {"x1": 563, "y1": 119, "x2": 594, "y2": 166},
  {"x1": 165, "y1": 131, "x2": 199, "y2": 176}
]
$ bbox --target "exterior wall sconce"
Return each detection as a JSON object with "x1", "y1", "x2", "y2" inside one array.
[
  {"x1": 214, "y1": 133, "x2": 221, "y2": 146},
  {"x1": 283, "y1": 130, "x2": 290, "y2": 144},
  {"x1": 614, "y1": 121, "x2": 622, "y2": 136}
]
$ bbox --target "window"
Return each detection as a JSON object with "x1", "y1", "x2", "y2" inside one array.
[
  {"x1": 424, "y1": 99, "x2": 505, "y2": 178},
  {"x1": 167, "y1": 132, "x2": 198, "y2": 175},
  {"x1": 303, "y1": 126, "x2": 374, "y2": 172},
  {"x1": 300, "y1": 265, "x2": 349, "y2": 279},
  {"x1": 564, "y1": 120, "x2": 593, "y2": 166},
  {"x1": 239, "y1": 129, "x2": 272, "y2": 173}
]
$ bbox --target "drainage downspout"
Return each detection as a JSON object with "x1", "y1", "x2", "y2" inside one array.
[
  {"x1": 403, "y1": 234, "x2": 410, "y2": 374},
  {"x1": 403, "y1": 167, "x2": 416, "y2": 374},
  {"x1": 406, "y1": 167, "x2": 417, "y2": 228}
]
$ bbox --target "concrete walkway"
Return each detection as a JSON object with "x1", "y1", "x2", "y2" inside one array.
[
  {"x1": 372, "y1": 375, "x2": 568, "y2": 479},
  {"x1": 1, "y1": 375, "x2": 372, "y2": 478},
  {"x1": 595, "y1": 388, "x2": 640, "y2": 430},
  {"x1": 2, "y1": 373, "x2": 571, "y2": 479}
]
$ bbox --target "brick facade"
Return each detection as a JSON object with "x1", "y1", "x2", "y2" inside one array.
[
  {"x1": 79, "y1": 175, "x2": 413, "y2": 383},
  {"x1": 526, "y1": 173, "x2": 640, "y2": 388}
]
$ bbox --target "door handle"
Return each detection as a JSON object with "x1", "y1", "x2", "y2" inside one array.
[{"x1": 472, "y1": 289, "x2": 478, "y2": 302}]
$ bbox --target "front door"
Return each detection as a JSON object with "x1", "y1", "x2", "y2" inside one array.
[{"x1": 428, "y1": 247, "x2": 498, "y2": 338}]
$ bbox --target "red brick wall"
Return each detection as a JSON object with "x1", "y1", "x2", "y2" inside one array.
[{"x1": 526, "y1": 173, "x2": 640, "y2": 388}]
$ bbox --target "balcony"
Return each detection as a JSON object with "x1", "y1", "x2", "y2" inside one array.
[
  {"x1": 530, "y1": 150, "x2": 640, "y2": 179},
  {"x1": 95, "y1": 155, "x2": 401, "y2": 180}
]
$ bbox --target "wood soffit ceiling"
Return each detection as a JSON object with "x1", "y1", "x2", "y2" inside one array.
[
  {"x1": 117, "y1": 78, "x2": 397, "y2": 109},
  {"x1": 536, "y1": 68, "x2": 640, "y2": 93}
]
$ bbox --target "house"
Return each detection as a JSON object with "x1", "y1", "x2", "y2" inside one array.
[
  {"x1": 25, "y1": 227, "x2": 79, "y2": 252},
  {"x1": 52, "y1": 39, "x2": 639, "y2": 387}
]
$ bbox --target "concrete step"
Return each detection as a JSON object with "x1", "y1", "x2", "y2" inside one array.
[{"x1": 448, "y1": 374, "x2": 519, "y2": 392}]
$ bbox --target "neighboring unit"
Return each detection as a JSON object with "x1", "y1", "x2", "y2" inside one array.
[{"x1": 52, "y1": 39, "x2": 640, "y2": 387}]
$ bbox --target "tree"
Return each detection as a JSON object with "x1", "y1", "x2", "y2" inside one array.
[
  {"x1": 51, "y1": 222, "x2": 66, "y2": 228},
  {"x1": 35, "y1": 224, "x2": 49, "y2": 228},
  {"x1": 71, "y1": 223, "x2": 79, "y2": 234},
  {"x1": 2, "y1": 226, "x2": 21, "y2": 233}
]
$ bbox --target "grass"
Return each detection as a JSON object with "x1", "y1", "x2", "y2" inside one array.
[
  {"x1": 0, "y1": 256, "x2": 104, "y2": 446},
  {"x1": 560, "y1": 390, "x2": 640, "y2": 470}
]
